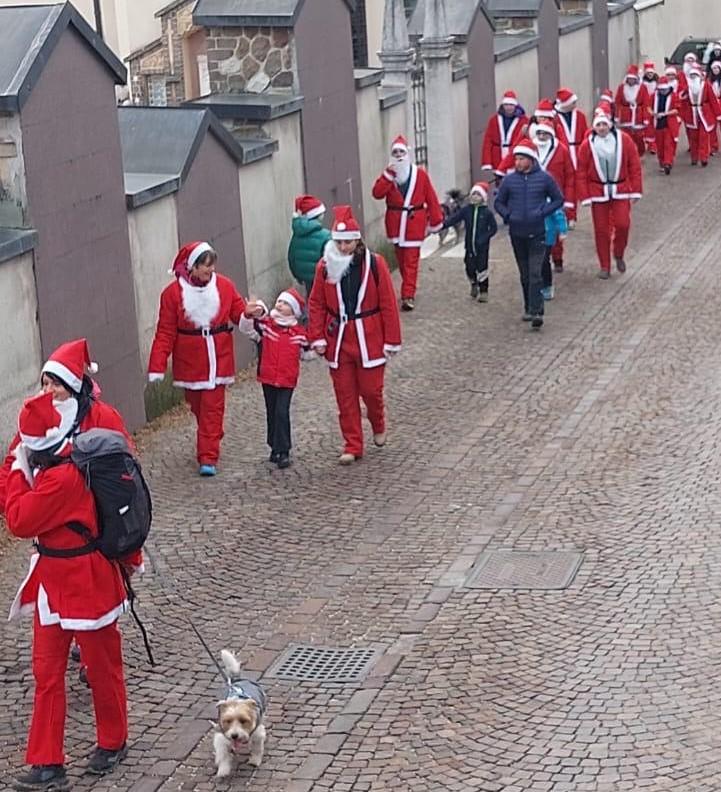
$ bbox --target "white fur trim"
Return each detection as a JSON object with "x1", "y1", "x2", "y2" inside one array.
[
  {"x1": 88, "y1": 362, "x2": 99, "y2": 374},
  {"x1": 37, "y1": 584, "x2": 127, "y2": 630},
  {"x1": 332, "y1": 229, "x2": 362, "y2": 240},
  {"x1": 188, "y1": 242, "x2": 214, "y2": 269},
  {"x1": 278, "y1": 291, "x2": 302, "y2": 318},
  {"x1": 501, "y1": 95, "x2": 518, "y2": 106},
  {"x1": 180, "y1": 273, "x2": 221, "y2": 328},
  {"x1": 41, "y1": 361, "x2": 82, "y2": 393},
  {"x1": 383, "y1": 344, "x2": 401, "y2": 354},
  {"x1": 148, "y1": 372, "x2": 164, "y2": 383},
  {"x1": 305, "y1": 204, "x2": 325, "y2": 219},
  {"x1": 513, "y1": 145, "x2": 538, "y2": 160}
]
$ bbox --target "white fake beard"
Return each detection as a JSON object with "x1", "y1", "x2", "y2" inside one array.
[
  {"x1": 533, "y1": 138, "x2": 552, "y2": 162},
  {"x1": 393, "y1": 154, "x2": 411, "y2": 184},
  {"x1": 179, "y1": 273, "x2": 221, "y2": 328},
  {"x1": 623, "y1": 82, "x2": 640, "y2": 103},
  {"x1": 683, "y1": 62, "x2": 696, "y2": 77},
  {"x1": 324, "y1": 243, "x2": 353, "y2": 285},
  {"x1": 689, "y1": 77, "x2": 702, "y2": 101},
  {"x1": 667, "y1": 78, "x2": 678, "y2": 91},
  {"x1": 270, "y1": 308, "x2": 297, "y2": 327}
]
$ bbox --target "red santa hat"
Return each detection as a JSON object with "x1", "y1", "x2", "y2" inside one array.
[
  {"x1": 18, "y1": 391, "x2": 78, "y2": 453},
  {"x1": 656, "y1": 76, "x2": 671, "y2": 90},
  {"x1": 600, "y1": 87, "x2": 614, "y2": 104},
  {"x1": 277, "y1": 287, "x2": 305, "y2": 319},
  {"x1": 592, "y1": 104, "x2": 613, "y2": 129},
  {"x1": 294, "y1": 194, "x2": 326, "y2": 219},
  {"x1": 531, "y1": 119, "x2": 556, "y2": 138},
  {"x1": 513, "y1": 138, "x2": 538, "y2": 160},
  {"x1": 555, "y1": 87, "x2": 577, "y2": 111},
  {"x1": 643, "y1": 61, "x2": 657, "y2": 75},
  {"x1": 535, "y1": 98, "x2": 556, "y2": 118},
  {"x1": 42, "y1": 338, "x2": 98, "y2": 395},
  {"x1": 664, "y1": 65, "x2": 678, "y2": 76},
  {"x1": 684, "y1": 52, "x2": 698, "y2": 62},
  {"x1": 391, "y1": 135, "x2": 409, "y2": 153},
  {"x1": 331, "y1": 205, "x2": 362, "y2": 240},
  {"x1": 711, "y1": 61, "x2": 721, "y2": 74},
  {"x1": 172, "y1": 241, "x2": 214, "y2": 277},
  {"x1": 469, "y1": 181, "x2": 489, "y2": 201},
  {"x1": 501, "y1": 90, "x2": 518, "y2": 106},
  {"x1": 625, "y1": 64, "x2": 640, "y2": 80}
]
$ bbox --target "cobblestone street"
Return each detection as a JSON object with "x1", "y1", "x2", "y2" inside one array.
[{"x1": 4, "y1": 158, "x2": 721, "y2": 791}]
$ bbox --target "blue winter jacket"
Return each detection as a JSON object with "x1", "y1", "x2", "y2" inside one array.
[{"x1": 494, "y1": 163, "x2": 564, "y2": 238}]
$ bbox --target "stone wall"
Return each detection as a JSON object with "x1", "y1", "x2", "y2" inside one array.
[{"x1": 206, "y1": 26, "x2": 296, "y2": 94}]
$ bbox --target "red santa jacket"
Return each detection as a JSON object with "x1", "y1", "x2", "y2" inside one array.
[
  {"x1": 577, "y1": 129, "x2": 643, "y2": 204},
  {"x1": 372, "y1": 164, "x2": 443, "y2": 248},
  {"x1": 496, "y1": 139, "x2": 576, "y2": 209},
  {"x1": 554, "y1": 109, "x2": 589, "y2": 169},
  {"x1": 239, "y1": 316, "x2": 308, "y2": 389},
  {"x1": 481, "y1": 111, "x2": 529, "y2": 171},
  {"x1": 148, "y1": 273, "x2": 247, "y2": 389},
  {"x1": 5, "y1": 455, "x2": 140, "y2": 629},
  {"x1": 652, "y1": 90, "x2": 682, "y2": 139},
  {"x1": 307, "y1": 249, "x2": 401, "y2": 369},
  {"x1": 615, "y1": 83, "x2": 651, "y2": 130},
  {"x1": 0, "y1": 398, "x2": 132, "y2": 515},
  {"x1": 679, "y1": 81, "x2": 721, "y2": 131}
]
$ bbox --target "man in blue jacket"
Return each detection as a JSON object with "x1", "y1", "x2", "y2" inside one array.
[{"x1": 494, "y1": 139, "x2": 564, "y2": 329}]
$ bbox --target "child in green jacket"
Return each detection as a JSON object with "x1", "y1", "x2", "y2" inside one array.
[{"x1": 288, "y1": 195, "x2": 332, "y2": 295}]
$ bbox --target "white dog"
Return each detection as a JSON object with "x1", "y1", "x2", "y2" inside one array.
[{"x1": 213, "y1": 650, "x2": 267, "y2": 777}]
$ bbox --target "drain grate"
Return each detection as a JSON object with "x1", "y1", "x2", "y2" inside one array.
[
  {"x1": 265, "y1": 645, "x2": 380, "y2": 683},
  {"x1": 464, "y1": 550, "x2": 583, "y2": 590}
]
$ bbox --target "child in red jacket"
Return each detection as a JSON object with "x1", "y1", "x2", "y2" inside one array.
[{"x1": 240, "y1": 288, "x2": 313, "y2": 468}]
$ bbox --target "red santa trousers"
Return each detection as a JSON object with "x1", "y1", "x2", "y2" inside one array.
[
  {"x1": 687, "y1": 126, "x2": 711, "y2": 163},
  {"x1": 27, "y1": 613, "x2": 127, "y2": 765},
  {"x1": 329, "y1": 330, "x2": 386, "y2": 458},
  {"x1": 550, "y1": 238, "x2": 564, "y2": 265},
  {"x1": 394, "y1": 246, "x2": 421, "y2": 300},
  {"x1": 590, "y1": 200, "x2": 631, "y2": 272},
  {"x1": 184, "y1": 386, "x2": 226, "y2": 464},
  {"x1": 627, "y1": 129, "x2": 646, "y2": 157},
  {"x1": 654, "y1": 128, "x2": 678, "y2": 168}
]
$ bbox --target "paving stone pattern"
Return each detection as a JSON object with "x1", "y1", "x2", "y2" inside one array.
[{"x1": 3, "y1": 160, "x2": 721, "y2": 790}]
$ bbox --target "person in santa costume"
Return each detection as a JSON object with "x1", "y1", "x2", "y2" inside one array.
[
  {"x1": 554, "y1": 87, "x2": 589, "y2": 177},
  {"x1": 679, "y1": 65, "x2": 720, "y2": 167},
  {"x1": 481, "y1": 90, "x2": 529, "y2": 176},
  {"x1": 664, "y1": 65, "x2": 680, "y2": 94},
  {"x1": 288, "y1": 194, "x2": 332, "y2": 296},
  {"x1": 148, "y1": 241, "x2": 264, "y2": 476},
  {"x1": 679, "y1": 52, "x2": 699, "y2": 94},
  {"x1": 307, "y1": 205, "x2": 401, "y2": 464},
  {"x1": 371, "y1": 135, "x2": 444, "y2": 311},
  {"x1": 614, "y1": 65, "x2": 651, "y2": 156},
  {"x1": 651, "y1": 76, "x2": 682, "y2": 174},
  {"x1": 577, "y1": 104, "x2": 643, "y2": 279},
  {"x1": 642, "y1": 62, "x2": 660, "y2": 154},
  {"x1": 706, "y1": 61, "x2": 721, "y2": 154},
  {"x1": 6, "y1": 391, "x2": 143, "y2": 791},
  {"x1": 238, "y1": 288, "x2": 313, "y2": 469}
]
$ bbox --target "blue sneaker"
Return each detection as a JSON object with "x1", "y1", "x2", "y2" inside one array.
[
  {"x1": 199, "y1": 464, "x2": 216, "y2": 477},
  {"x1": 541, "y1": 286, "x2": 555, "y2": 301}
]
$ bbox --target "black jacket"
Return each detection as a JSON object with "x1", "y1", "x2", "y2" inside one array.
[{"x1": 443, "y1": 204, "x2": 498, "y2": 255}]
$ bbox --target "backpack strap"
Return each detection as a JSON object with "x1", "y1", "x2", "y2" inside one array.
[{"x1": 34, "y1": 522, "x2": 97, "y2": 558}]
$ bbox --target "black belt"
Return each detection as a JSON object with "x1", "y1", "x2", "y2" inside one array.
[
  {"x1": 387, "y1": 204, "x2": 424, "y2": 213},
  {"x1": 34, "y1": 541, "x2": 96, "y2": 558},
  {"x1": 330, "y1": 307, "x2": 380, "y2": 321},
  {"x1": 177, "y1": 324, "x2": 233, "y2": 336}
]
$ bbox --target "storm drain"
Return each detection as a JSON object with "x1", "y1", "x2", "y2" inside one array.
[
  {"x1": 265, "y1": 645, "x2": 380, "y2": 683},
  {"x1": 463, "y1": 550, "x2": 583, "y2": 590}
]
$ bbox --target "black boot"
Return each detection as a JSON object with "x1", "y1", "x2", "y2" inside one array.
[
  {"x1": 276, "y1": 453, "x2": 291, "y2": 469},
  {"x1": 14, "y1": 765, "x2": 69, "y2": 791},
  {"x1": 87, "y1": 744, "x2": 128, "y2": 775}
]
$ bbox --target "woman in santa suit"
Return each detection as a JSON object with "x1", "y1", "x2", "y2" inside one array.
[
  {"x1": 308, "y1": 206, "x2": 402, "y2": 465},
  {"x1": 148, "y1": 241, "x2": 263, "y2": 476},
  {"x1": 6, "y1": 392, "x2": 142, "y2": 790}
]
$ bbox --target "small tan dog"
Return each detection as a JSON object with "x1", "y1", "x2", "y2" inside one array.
[{"x1": 213, "y1": 650, "x2": 267, "y2": 777}]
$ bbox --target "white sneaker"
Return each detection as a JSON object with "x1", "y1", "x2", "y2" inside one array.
[{"x1": 338, "y1": 453, "x2": 356, "y2": 465}]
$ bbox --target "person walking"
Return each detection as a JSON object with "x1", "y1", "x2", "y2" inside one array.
[
  {"x1": 287, "y1": 194, "x2": 332, "y2": 297},
  {"x1": 6, "y1": 391, "x2": 142, "y2": 791},
  {"x1": 494, "y1": 139, "x2": 564, "y2": 330},
  {"x1": 308, "y1": 205, "x2": 401, "y2": 464},
  {"x1": 554, "y1": 87, "x2": 588, "y2": 229},
  {"x1": 577, "y1": 104, "x2": 643, "y2": 279},
  {"x1": 614, "y1": 65, "x2": 651, "y2": 157},
  {"x1": 651, "y1": 77, "x2": 682, "y2": 174},
  {"x1": 440, "y1": 181, "x2": 498, "y2": 302},
  {"x1": 148, "y1": 241, "x2": 264, "y2": 476},
  {"x1": 481, "y1": 90, "x2": 529, "y2": 176},
  {"x1": 372, "y1": 135, "x2": 444, "y2": 311},
  {"x1": 679, "y1": 65, "x2": 720, "y2": 167},
  {"x1": 642, "y1": 62, "x2": 660, "y2": 154}
]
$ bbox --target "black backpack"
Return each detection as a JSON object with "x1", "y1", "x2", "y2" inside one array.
[{"x1": 70, "y1": 428, "x2": 152, "y2": 560}]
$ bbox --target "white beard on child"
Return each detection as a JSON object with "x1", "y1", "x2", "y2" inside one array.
[
  {"x1": 324, "y1": 242, "x2": 353, "y2": 284},
  {"x1": 393, "y1": 154, "x2": 412, "y2": 185},
  {"x1": 270, "y1": 308, "x2": 297, "y2": 326}
]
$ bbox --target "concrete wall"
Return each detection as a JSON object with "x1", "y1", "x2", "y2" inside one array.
[
  {"x1": 238, "y1": 114, "x2": 305, "y2": 303},
  {"x1": 21, "y1": 28, "x2": 145, "y2": 430},
  {"x1": 0, "y1": 252, "x2": 43, "y2": 448},
  {"x1": 495, "y1": 47, "x2": 539, "y2": 115},
  {"x1": 127, "y1": 194, "x2": 178, "y2": 365},
  {"x1": 365, "y1": 0, "x2": 384, "y2": 68},
  {"x1": 451, "y1": 75, "x2": 471, "y2": 192},
  {"x1": 560, "y1": 25, "x2": 594, "y2": 115},
  {"x1": 608, "y1": 9, "x2": 637, "y2": 88}
]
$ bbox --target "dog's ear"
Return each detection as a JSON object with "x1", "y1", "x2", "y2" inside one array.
[
  {"x1": 246, "y1": 699, "x2": 259, "y2": 710},
  {"x1": 217, "y1": 699, "x2": 230, "y2": 711}
]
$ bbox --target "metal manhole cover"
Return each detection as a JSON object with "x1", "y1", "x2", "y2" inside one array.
[
  {"x1": 265, "y1": 645, "x2": 380, "y2": 683},
  {"x1": 464, "y1": 550, "x2": 583, "y2": 590}
]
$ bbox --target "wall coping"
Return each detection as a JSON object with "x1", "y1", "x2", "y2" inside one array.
[
  {"x1": 494, "y1": 32, "x2": 539, "y2": 61},
  {"x1": 0, "y1": 228, "x2": 38, "y2": 264},
  {"x1": 633, "y1": 0, "x2": 664, "y2": 9},
  {"x1": 125, "y1": 174, "x2": 180, "y2": 209},
  {"x1": 187, "y1": 93, "x2": 304, "y2": 120},
  {"x1": 607, "y1": 0, "x2": 636, "y2": 17},
  {"x1": 452, "y1": 63, "x2": 471, "y2": 81},
  {"x1": 354, "y1": 68, "x2": 383, "y2": 89},
  {"x1": 234, "y1": 136, "x2": 279, "y2": 165},
  {"x1": 379, "y1": 85, "x2": 407, "y2": 111},
  {"x1": 558, "y1": 12, "x2": 593, "y2": 34}
]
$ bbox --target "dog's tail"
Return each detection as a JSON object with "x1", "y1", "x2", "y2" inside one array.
[{"x1": 220, "y1": 649, "x2": 242, "y2": 677}]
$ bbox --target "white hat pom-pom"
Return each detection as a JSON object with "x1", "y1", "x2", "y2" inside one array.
[{"x1": 88, "y1": 362, "x2": 99, "y2": 374}]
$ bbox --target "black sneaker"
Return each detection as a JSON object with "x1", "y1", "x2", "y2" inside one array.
[
  {"x1": 531, "y1": 315, "x2": 544, "y2": 329},
  {"x1": 615, "y1": 257, "x2": 626, "y2": 274},
  {"x1": 14, "y1": 765, "x2": 69, "y2": 791},
  {"x1": 663, "y1": 165, "x2": 671, "y2": 175},
  {"x1": 269, "y1": 451, "x2": 279, "y2": 463},
  {"x1": 470, "y1": 283, "x2": 479, "y2": 299},
  {"x1": 70, "y1": 644, "x2": 81, "y2": 663},
  {"x1": 276, "y1": 454, "x2": 291, "y2": 469},
  {"x1": 553, "y1": 261, "x2": 563, "y2": 273},
  {"x1": 87, "y1": 744, "x2": 128, "y2": 775}
]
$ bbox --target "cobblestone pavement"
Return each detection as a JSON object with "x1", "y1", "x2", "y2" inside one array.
[{"x1": 4, "y1": 157, "x2": 721, "y2": 792}]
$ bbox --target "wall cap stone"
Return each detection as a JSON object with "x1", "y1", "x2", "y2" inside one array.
[
  {"x1": 354, "y1": 68, "x2": 383, "y2": 89},
  {"x1": 558, "y1": 12, "x2": 593, "y2": 33},
  {"x1": 0, "y1": 228, "x2": 37, "y2": 264},
  {"x1": 188, "y1": 92, "x2": 304, "y2": 120},
  {"x1": 379, "y1": 85, "x2": 407, "y2": 110},
  {"x1": 494, "y1": 31, "x2": 539, "y2": 61}
]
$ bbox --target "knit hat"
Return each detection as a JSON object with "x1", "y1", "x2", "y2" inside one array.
[
  {"x1": 42, "y1": 338, "x2": 98, "y2": 395},
  {"x1": 277, "y1": 287, "x2": 305, "y2": 319},
  {"x1": 555, "y1": 87, "x2": 577, "y2": 112},
  {"x1": 535, "y1": 98, "x2": 556, "y2": 118},
  {"x1": 469, "y1": 181, "x2": 489, "y2": 201},
  {"x1": 513, "y1": 138, "x2": 538, "y2": 160},
  {"x1": 172, "y1": 241, "x2": 214, "y2": 278},
  {"x1": 391, "y1": 134, "x2": 409, "y2": 153},
  {"x1": 331, "y1": 205, "x2": 362, "y2": 240},
  {"x1": 18, "y1": 391, "x2": 78, "y2": 453},
  {"x1": 592, "y1": 104, "x2": 613, "y2": 129},
  {"x1": 501, "y1": 90, "x2": 518, "y2": 106},
  {"x1": 294, "y1": 194, "x2": 326, "y2": 219}
]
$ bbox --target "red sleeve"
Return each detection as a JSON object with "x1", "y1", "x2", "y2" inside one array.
[
  {"x1": 374, "y1": 254, "x2": 402, "y2": 349},
  {"x1": 228, "y1": 282, "x2": 248, "y2": 326},
  {"x1": 627, "y1": 136, "x2": 643, "y2": 196},
  {"x1": 307, "y1": 260, "x2": 328, "y2": 346},
  {"x1": 495, "y1": 152, "x2": 515, "y2": 177},
  {"x1": 422, "y1": 171, "x2": 444, "y2": 231},
  {"x1": 372, "y1": 170, "x2": 395, "y2": 199},
  {"x1": 148, "y1": 283, "x2": 179, "y2": 375},
  {"x1": 0, "y1": 433, "x2": 21, "y2": 515},
  {"x1": 481, "y1": 116, "x2": 496, "y2": 169},
  {"x1": 5, "y1": 467, "x2": 74, "y2": 540},
  {"x1": 576, "y1": 142, "x2": 591, "y2": 203}
]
